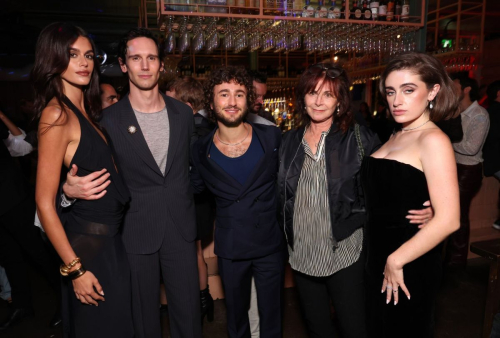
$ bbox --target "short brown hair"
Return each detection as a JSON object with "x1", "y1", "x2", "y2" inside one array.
[
  {"x1": 204, "y1": 66, "x2": 256, "y2": 121},
  {"x1": 380, "y1": 52, "x2": 459, "y2": 122},
  {"x1": 295, "y1": 62, "x2": 353, "y2": 132},
  {"x1": 170, "y1": 77, "x2": 204, "y2": 112}
]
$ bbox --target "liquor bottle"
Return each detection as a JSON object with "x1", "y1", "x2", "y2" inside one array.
[
  {"x1": 369, "y1": 0, "x2": 379, "y2": 20},
  {"x1": 340, "y1": 0, "x2": 346, "y2": 18},
  {"x1": 327, "y1": 0, "x2": 341, "y2": 18},
  {"x1": 351, "y1": 0, "x2": 362, "y2": 20},
  {"x1": 378, "y1": 0, "x2": 387, "y2": 21},
  {"x1": 386, "y1": 0, "x2": 394, "y2": 21},
  {"x1": 401, "y1": 0, "x2": 409, "y2": 21},
  {"x1": 395, "y1": 0, "x2": 402, "y2": 21},
  {"x1": 278, "y1": 65, "x2": 285, "y2": 78},
  {"x1": 327, "y1": 0, "x2": 336, "y2": 18},
  {"x1": 302, "y1": 0, "x2": 315, "y2": 17},
  {"x1": 315, "y1": 0, "x2": 328, "y2": 17},
  {"x1": 363, "y1": 0, "x2": 372, "y2": 20}
]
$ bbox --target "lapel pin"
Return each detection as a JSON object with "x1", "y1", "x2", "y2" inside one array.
[{"x1": 128, "y1": 125, "x2": 137, "y2": 134}]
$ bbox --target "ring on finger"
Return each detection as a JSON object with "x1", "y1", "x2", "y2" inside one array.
[
  {"x1": 386, "y1": 285, "x2": 393, "y2": 290},
  {"x1": 393, "y1": 290, "x2": 398, "y2": 293}
]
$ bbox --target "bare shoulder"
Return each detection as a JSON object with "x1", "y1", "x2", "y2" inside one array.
[
  {"x1": 418, "y1": 126, "x2": 455, "y2": 168},
  {"x1": 41, "y1": 99, "x2": 68, "y2": 125},
  {"x1": 39, "y1": 98, "x2": 78, "y2": 136},
  {"x1": 418, "y1": 127, "x2": 452, "y2": 150}
]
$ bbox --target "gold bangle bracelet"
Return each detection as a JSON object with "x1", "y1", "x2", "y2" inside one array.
[
  {"x1": 60, "y1": 257, "x2": 82, "y2": 276},
  {"x1": 59, "y1": 264, "x2": 70, "y2": 276},
  {"x1": 65, "y1": 257, "x2": 81, "y2": 269}
]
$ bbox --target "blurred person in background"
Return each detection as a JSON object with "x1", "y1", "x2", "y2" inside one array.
[
  {"x1": 248, "y1": 70, "x2": 276, "y2": 125},
  {"x1": 167, "y1": 76, "x2": 216, "y2": 324},
  {"x1": 445, "y1": 75, "x2": 490, "y2": 268},
  {"x1": 0, "y1": 102, "x2": 61, "y2": 331},
  {"x1": 100, "y1": 83, "x2": 119, "y2": 109}
]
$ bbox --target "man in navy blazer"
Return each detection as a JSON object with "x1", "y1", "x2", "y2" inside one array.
[{"x1": 190, "y1": 66, "x2": 285, "y2": 338}]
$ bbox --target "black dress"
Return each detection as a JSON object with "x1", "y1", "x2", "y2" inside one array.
[
  {"x1": 361, "y1": 157, "x2": 442, "y2": 338},
  {"x1": 60, "y1": 97, "x2": 133, "y2": 338}
]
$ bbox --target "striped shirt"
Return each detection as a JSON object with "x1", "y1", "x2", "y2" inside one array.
[{"x1": 288, "y1": 127, "x2": 363, "y2": 277}]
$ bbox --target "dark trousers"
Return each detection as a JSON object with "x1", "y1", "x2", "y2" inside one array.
[
  {"x1": 127, "y1": 225, "x2": 201, "y2": 338},
  {"x1": 445, "y1": 163, "x2": 483, "y2": 267},
  {"x1": 218, "y1": 250, "x2": 285, "y2": 338},
  {"x1": 0, "y1": 194, "x2": 60, "y2": 310},
  {"x1": 293, "y1": 254, "x2": 367, "y2": 338}
]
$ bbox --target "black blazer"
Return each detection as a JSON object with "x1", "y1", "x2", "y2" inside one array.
[
  {"x1": 101, "y1": 93, "x2": 197, "y2": 254},
  {"x1": 190, "y1": 122, "x2": 285, "y2": 260}
]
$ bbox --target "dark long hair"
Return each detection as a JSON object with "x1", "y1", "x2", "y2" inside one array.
[
  {"x1": 31, "y1": 22, "x2": 101, "y2": 131},
  {"x1": 380, "y1": 52, "x2": 459, "y2": 122},
  {"x1": 295, "y1": 62, "x2": 354, "y2": 132}
]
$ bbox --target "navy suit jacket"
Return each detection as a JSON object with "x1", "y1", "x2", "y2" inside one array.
[
  {"x1": 190, "y1": 121, "x2": 285, "y2": 260},
  {"x1": 101, "y1": 93, "x2": 197, "y2": 254}
]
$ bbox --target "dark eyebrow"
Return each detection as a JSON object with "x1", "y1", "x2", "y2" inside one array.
[
  {"x1": 127, "y1": 54, "x2": 158, "y2": 59},
  {"x1": 68, "y1": 48, "x2": 94, "y2": 54},
  {"x1": 217, "y1": 89, "x2": 247, "y2": 94},
  {"x1": 400, "y1": 82, "x2": 417, "y2": 87},
  {"x1": 385, "y1": 83, "x2": 418, "y2": 91}
]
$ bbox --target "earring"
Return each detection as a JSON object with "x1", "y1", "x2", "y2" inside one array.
[
  {"x1": 429, "y1": 101, "x2": 434, "y2": 109},
  {"x1": 336, "y1": 105, "x2": 340, "y2": 115}
]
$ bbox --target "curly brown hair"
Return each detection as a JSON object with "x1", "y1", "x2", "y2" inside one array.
[
  {"x1": 203, "y1": 66, "x2": 256, "y2": 122},
  {"x1": 295, "y1": 62, "x2": 354, "y2": 133}
]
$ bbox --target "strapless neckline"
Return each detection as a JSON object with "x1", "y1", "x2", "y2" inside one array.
[{"x1": 367, "y1": 156, "x2": 425, "y2": 175}]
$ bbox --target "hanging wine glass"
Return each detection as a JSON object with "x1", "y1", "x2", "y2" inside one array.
[
  {"x1": 223, "y1": 19, "x2": 234, "y2": 50},
  {"x1": 178, "y1": 17, "x2": 190, "y2": 54},
  {"x1": 163, "y1": 16, "x2": 176, "y2": 54},
  {"x1": 192, "y1": 17, "x2": 205, "y2": 53}
]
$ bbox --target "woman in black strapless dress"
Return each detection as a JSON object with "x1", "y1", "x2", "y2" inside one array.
[
  {"x1": 33, "y1": 23, "x2": 133, "y2": 337},
  {"x1": 361, "y1": 52, "x2": 461, "y2": 338}
]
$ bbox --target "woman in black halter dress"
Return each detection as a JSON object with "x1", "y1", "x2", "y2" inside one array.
[
  {"x1": 33, "y1": 23, "x2": 133, "y2": 337},
  {"x1": 361, "y1": 52, "x2": 461, "y2": 338}
]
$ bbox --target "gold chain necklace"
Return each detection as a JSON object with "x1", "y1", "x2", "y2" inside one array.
[
  {"x1": 215, "y1": 124, "x2": 250, "y2": 146},
  {"x1": 402, "y1": 119, "x2": 430, "y2": 131}
]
